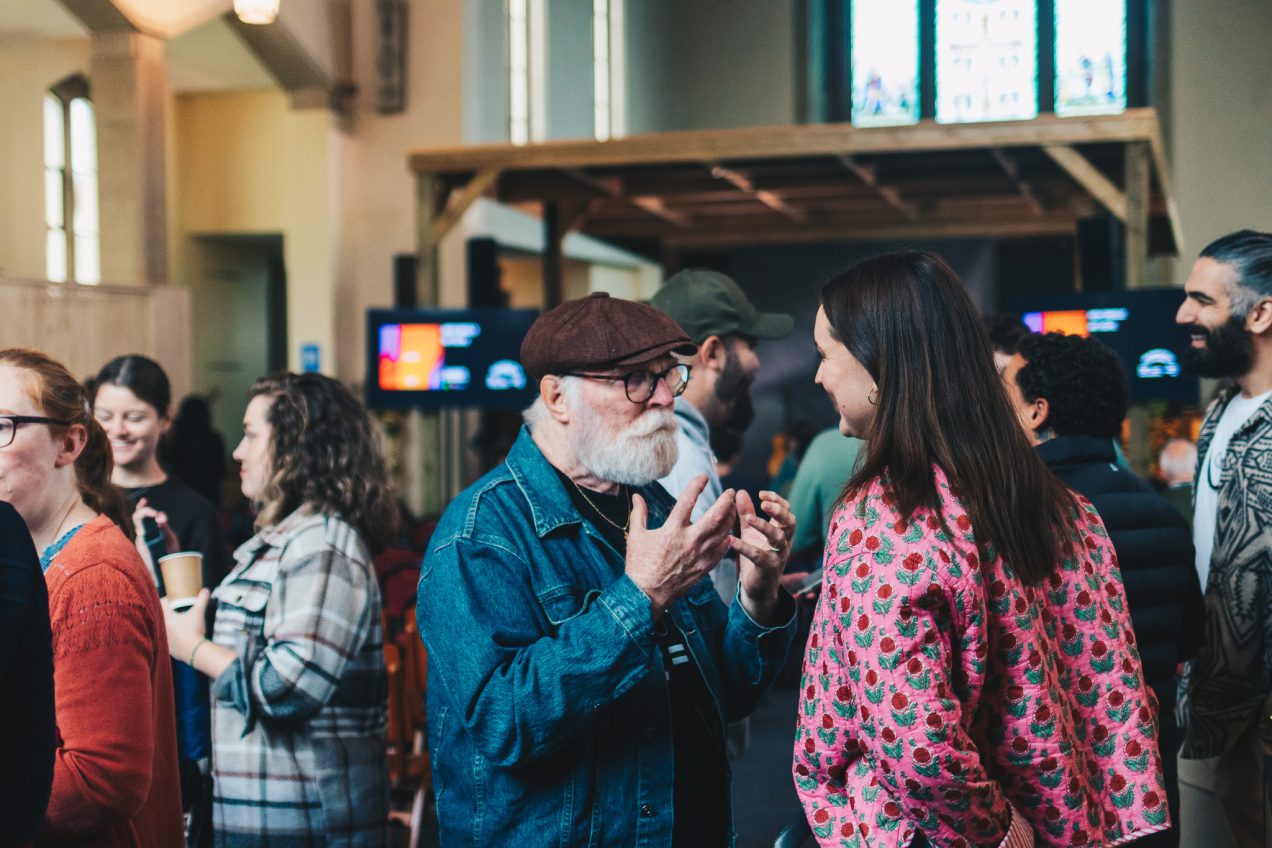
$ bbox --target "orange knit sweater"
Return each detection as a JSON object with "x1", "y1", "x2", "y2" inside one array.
[{"x1": 36, "y1": 515, "x2": 184, "y2": 847}]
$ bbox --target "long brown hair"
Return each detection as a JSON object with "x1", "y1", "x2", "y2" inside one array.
[
  {"x1": 248, "y1": 372, "x2": 398, "y2": 552},
  {"x1": 0, "y1": 348, "x2": 134, "y2": 540},
  {"x1": 821, "y1": 251, "x2": 1075, "y2": 586}
]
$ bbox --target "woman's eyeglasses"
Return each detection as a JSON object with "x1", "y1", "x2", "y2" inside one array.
[{"x1": 0, "y1": 415, "x2": 72, "y2": 448}]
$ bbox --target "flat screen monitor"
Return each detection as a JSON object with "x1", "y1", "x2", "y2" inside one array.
[
  {"x1": 936, "y1": 0, "x2": 1038, "y2": 124},
  {"x1": 1054, "y1": 0, "x2": 1127, "y2": 117},
  {"x1": 366, "y1": 308, "x2": 539, "y2": 409},
  {"x1": 1014, "y1": 288, "x2": 1198, "y2": 404},
  {"x1": 850, "y1": 0, "x2": 920, "y2": 128}
]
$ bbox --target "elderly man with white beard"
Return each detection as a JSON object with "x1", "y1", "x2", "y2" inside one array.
[{"x1": 417, "y1": 292, "x2": 798, "y2": 848}]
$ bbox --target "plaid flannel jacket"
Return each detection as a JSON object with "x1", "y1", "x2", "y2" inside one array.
[{"x1": 210, "y1": 509, "x2": 388, "y2": 847}]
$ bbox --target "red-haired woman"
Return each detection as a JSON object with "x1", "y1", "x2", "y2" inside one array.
[{"x1": 0, "y1": 348, "x2": 182, "y2": 847}]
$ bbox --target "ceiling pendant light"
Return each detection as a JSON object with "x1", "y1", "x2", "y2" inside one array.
[{"x1": 234, "y1": 0, "x2": 280, "y2": 25}]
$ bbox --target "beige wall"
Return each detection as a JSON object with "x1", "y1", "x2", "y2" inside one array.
[
  {"x1": 173, "y1": 88, "x2": 338, "y2": 375},
  {"x1": 0, "y1": 36, "x2": 91, "y2": 280},
  {"x1": 334, "y1": 0, "x2": 465, "y2": 382},
  {"x1": 1166, "y1": 0, "x2": 1272, "y2": 269}
]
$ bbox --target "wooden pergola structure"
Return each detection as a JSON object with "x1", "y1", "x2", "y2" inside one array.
[{"x1": 408, "y1": 107, "x2": 1179, "y2": 308}]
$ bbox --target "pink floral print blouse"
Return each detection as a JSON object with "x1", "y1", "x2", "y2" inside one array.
[{"x1": 794, "y1": 466, "x2": 1170, "y2": 848}]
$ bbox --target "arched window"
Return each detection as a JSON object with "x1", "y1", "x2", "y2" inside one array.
[{"x1": 44, "y1": 74, "x2": 99, "y2": 285}]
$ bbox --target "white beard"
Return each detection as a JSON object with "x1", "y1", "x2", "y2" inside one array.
[{"x1": 572, "y1": 403, "x2": 679, "y2": 486}]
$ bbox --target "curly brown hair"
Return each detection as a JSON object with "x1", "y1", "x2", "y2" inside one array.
[{"x1": 247, "y1": 372, "x2": 397, "y2": 551}]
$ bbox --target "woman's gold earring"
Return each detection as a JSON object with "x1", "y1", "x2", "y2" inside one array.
[{"x1": 867, "y1": 387, "x2": 878, "y2": 406}]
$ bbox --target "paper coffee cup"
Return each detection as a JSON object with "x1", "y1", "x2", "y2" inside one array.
[{"x1": 159, "y1": 552, "x2": 204, "y2": 611}]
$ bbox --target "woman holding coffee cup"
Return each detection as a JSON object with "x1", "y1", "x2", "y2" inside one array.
[
  {"x1": 93, "y1": 353, "x2": 227, "y2": 848},
  {"x1": 162, "y1": 372, "x2": 396, "y2": 847},
  {"x1": 0, "y1": 347, "x2": 183, "y2": 845}
]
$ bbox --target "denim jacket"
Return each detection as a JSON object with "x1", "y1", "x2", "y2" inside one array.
[{"x1": 417, "y1": 427, "x2": 797, "y2": 847}]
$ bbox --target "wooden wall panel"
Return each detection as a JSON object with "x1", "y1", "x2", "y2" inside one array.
[{"x1": 0, "y1": 276, "x2": 190, "y2": 394}]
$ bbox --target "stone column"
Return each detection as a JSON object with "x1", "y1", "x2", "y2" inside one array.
[{"x1": 90, "y1": 30, "x2": 167, "y2": 285}]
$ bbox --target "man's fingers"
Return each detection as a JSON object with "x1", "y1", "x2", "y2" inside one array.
[
  {"x1": 735, "y1": 489, "x2": 757, "y2": 523},
  {"x1": 668, "y1": 476, "x2": 710, "y2": 527},
  {"x1": 629, "y1": 493, "x2": 649, "y2": 533},
  {"x1": 693, "y1": 488, "x2": 737, "y2": 538}
]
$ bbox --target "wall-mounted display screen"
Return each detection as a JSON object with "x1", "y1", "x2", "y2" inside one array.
[
  {"x1": 850, "y1": 0, "x2": 920, "y2": 128},
  {"x1": 366, "y1": 308, "x2": 538, "y2": 409},
  {"x1": 936, "y1": 0, "x2": 1038, "y2": 124},
  {"x1": 1054, "y1": 0, "x2": 1127, "y2": 116},
  {"x1": 1015, "y1": 288, "x2": 1198, "y2": 404}
]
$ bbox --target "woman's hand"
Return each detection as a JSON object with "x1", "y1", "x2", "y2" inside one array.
[
  {"x1": 160, "y1": 588, "x2": 210, "y2": 662},
  {"x1": 133, "y1": 497, "x2": 180, "y2": 575}
]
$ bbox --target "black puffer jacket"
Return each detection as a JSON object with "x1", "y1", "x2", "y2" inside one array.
[
  {"x1": 1038, "y1": 435, "x2": 1204, "y2": 848},
  {"x1": 1038, "y1": 435, "x2": 1204, "y2": 720}
]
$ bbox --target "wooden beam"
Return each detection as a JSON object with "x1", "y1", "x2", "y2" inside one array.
[
  {"x1": 561, "y1": 168, "x2": 690, "y2": 227},
  {"x1": 409, "y1": 109, "x2": 1162, "y2": 174},
  {"x1": 657, "y1": 211, "x2": 1080, "y2": 250},
  {"x1": 836, "y1": 155, "x2": 919, "y2": 221},
  {"x1": 428, "y1": 167, "x2": 501, "y2": 244},
  {"x1": 990, "y1": 148, "x2": 1045, "y2": 216},
  {"x1": 1043, "y1": 144, "x2": 1127, "y2": 221},
  {"x1": 1124, "y1": 142, "x2": 1151, "y2": 287},
  {"x1": 707, "y1": 164, "x2": 807, "y2": 222}
]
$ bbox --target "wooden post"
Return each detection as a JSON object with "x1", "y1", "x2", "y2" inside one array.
[
  {"x1": 1123, "y1": 141, "x2": 1153, "y2": 476},
  {"x1": 543, "y1": 201, "x2": 565, "y2": 308},
  {"x1": 1124, "y1": 141, "x2": 1150, "y2": 288},
  {"x1": 407, "y1": 173, "x2": 448, "y2": 518}
]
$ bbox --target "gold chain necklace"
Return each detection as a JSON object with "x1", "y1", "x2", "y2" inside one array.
[{"x1": 569, "y1": 477, "x2": 631, "y2": 536}]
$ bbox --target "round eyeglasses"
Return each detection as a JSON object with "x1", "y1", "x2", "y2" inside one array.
[
  {"x1": 0, "y1": 415, "x2": 72, "y2": 448},
  {"x1": 561, "y1": 363, "x2": 692, "y2": 404}
]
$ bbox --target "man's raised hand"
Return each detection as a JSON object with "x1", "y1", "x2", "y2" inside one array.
[{"x1": 625, "y1": 475, "x2": 735, "y2": 616}]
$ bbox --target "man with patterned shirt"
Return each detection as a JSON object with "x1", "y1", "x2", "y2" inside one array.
[
  {"x1": 1176, "y1": 229, "x2": 1272, "y2": 848},
  {"x1": 418, "y1": 293, "x2": 798, "y2": 846}
]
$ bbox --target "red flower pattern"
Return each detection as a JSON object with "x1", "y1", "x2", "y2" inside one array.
[{"x1": 793, "y1": 467, "x2": 1168, "y2": 847}]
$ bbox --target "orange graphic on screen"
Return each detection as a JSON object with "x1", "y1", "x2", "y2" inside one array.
[
  {"x1": 1024, "y1": 309, "x2": 1089, "y2": 337},
  {"x1": 379, "y1": 324, "x2": 445, "y2": 390}
]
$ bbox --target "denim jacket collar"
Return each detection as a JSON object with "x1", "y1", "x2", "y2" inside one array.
[{"x1": 505, "y1": 426, "x2": 672, "y2": 540}]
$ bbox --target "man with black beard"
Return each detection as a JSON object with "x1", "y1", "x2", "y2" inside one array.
[
  {"x1": 1175, "y1": 229, "x2": 1272, "y2": 848},
  {"x1": 651, "y1": 269, "x2": 793, "y2": 602},
  {"x1": 418, "y1": 293, "x2": 798, "y2": 846}
]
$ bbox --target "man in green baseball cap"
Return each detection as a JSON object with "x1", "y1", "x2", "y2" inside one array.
[{"x1": 650, "y1": 269, "x2": 794, "y2": 603}]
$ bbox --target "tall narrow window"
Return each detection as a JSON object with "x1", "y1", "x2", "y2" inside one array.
[
  {"x1": 44, "y1": 75, "x2": 99, "y2": 284},
  {"x1": 1054, "y1": 0, "x2": 1127, "y2": 116},
  {"x1": 592, "y1": 0, "x2": 626, "y2": 140},
  {"x1": 936, "y1": 0, "x2": 1038, "y2": 124},
  {"x1": 508, "y1": 0, "x2": 547, "y2": 145}
]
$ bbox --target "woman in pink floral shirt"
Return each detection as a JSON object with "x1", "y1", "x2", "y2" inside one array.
[{"x1": 794, "y1": 251, "x2": 1169, "y2": 848}]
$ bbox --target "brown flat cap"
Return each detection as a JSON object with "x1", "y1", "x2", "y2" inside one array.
[{"x1": 521, "y1": 292, "x2": 697, "y2": 381}]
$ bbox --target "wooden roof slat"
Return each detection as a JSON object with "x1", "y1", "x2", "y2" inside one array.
[
  {"x1": 706, "y1": 164, "x2": 807, "y2": 222},
  {"x1": 989, "y1": 149, "x2": 1045, "y2": 217},
  {"x1": 560, "y1": 168, "x2": 690, "y2": 228},
  {"x1": 836, "y1": 155, "x2": 919, "y2": 222},
  {"x1": 1043, "y1": 145, "x2": 1128, "y2": 221}
]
